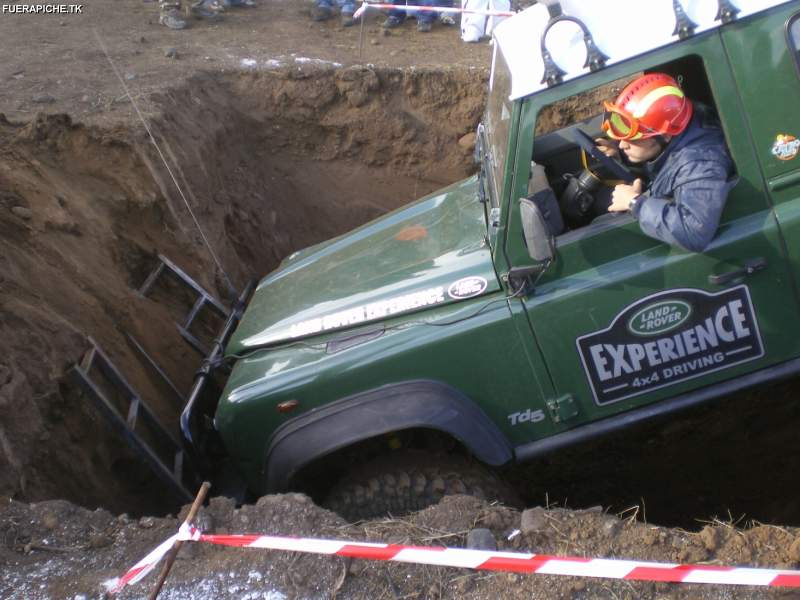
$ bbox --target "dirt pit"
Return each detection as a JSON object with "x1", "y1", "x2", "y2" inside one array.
[
  {"x1": 2, "y1": 2, "x2": 800, "y2": 597},
  {"x1": 0, "y1": 64, "x2": 486, "y2": 517}
]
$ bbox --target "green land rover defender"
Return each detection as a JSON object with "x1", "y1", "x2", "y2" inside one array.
[{"x1": 183, "y1": 0, "x2": 800, "y2": 518}]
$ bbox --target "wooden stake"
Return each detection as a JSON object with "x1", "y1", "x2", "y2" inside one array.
[
  {"x1": 148, "y1": 481, "x2": 211, "y2": 600},
  {"x1": 359, "y1": 4, "x2": 366, "y2": 60}
]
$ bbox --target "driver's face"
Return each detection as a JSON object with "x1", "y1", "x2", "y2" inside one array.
[{"x1": 618, "y1": 137, "x2": 667, "y2": 163}]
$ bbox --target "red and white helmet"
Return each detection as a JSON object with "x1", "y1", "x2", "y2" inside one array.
[{"x1": 602, "y1": 73, "x2": 693, "y2": 141}]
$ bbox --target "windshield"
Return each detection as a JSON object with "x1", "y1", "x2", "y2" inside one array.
[{"x1": 484, "y1": 46, "x2": 513, "y2": 207}]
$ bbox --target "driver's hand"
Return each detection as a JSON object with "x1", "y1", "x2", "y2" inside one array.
[
  {"x1": 595, "y1": 138, "x2": 620, "y2": 159},
  {"x1": 608, "y1": 179, "x2": 643, "y2": 212}
]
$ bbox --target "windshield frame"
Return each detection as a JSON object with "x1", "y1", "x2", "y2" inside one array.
[{"x1": 483, "y1": 45, "x2": 514, "y2": 210}]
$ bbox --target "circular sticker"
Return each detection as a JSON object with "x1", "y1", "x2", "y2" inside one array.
[
  {"x1": 448, "y1": 276, "x2": 488, "y2": 300},
  {"x1": 771, "y1": 134, "x2": 800, "y2": 161}
]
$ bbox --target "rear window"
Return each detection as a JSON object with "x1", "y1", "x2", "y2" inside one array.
[{"x1": 789, "y1": 13, "x2": 800, "y2": 77}]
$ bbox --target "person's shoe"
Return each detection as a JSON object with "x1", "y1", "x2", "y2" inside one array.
[
  {"x1": 192, "y1": 6, "x2": 223, "y2": 20},
  {"x1": 416, "y1": 19, "x2": 432, "y2": 32},
  {"x1": 382, "y1": 15, "x2": 403, "y2": 28},
  {"x1": 439, "y1": 13, "x2": 455, "y2": 26},
  {"x1": 341, "y1": 9, "x2": 355, "y2": 26},
  {"x1": 159, "y1": 9, "x2": 189, "y2": 29},
  {"x1": 311, "y1": 5, "x2": 332, "y2": 21},
  {"x1": 191, "y1": 0, "x2": 223, "y2": 19}
]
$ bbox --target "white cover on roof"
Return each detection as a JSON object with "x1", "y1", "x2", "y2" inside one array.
[{"x1": 493, "y1": 0, "x2": 794, "y2": 100}]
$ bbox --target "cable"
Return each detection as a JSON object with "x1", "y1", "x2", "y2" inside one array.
[{"x1": 93, "y1": 28, "x2": 237, "y2": 299}]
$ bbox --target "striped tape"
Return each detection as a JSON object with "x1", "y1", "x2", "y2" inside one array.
[
  {"x1": 105, "y1": 524, "x2": 800, "y2": 594},
  {"x1": 353, "y1": 2, "x2": 516, "y2": 20},
  {"x1": 102, "y1": 527, "x2": 185, "y2": 594}
]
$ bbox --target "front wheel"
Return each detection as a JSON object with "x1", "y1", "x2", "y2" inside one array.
[{"x1": 323, "y1": 450, "x2": 519, "y2": 521}]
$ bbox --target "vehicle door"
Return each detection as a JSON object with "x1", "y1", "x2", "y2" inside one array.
[
  {"x1": 504, "y1": 31, "x2": 800, "y2": 432},
  {"x1": 721, "y1": 3, "x2": 800, "y2": 292}
]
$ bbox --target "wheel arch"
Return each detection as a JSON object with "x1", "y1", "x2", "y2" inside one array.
[{"x1": 262, "y1": 379, "x2": 513, "y2": 494}]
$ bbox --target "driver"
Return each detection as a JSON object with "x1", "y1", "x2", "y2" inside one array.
[{"x1": 596, "y1": 72, "x2": 734, "y2": 252}]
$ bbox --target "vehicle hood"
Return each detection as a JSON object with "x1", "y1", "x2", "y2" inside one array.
[{"x1": 226, "y1": 175, "x2": 499, "y2": 354}]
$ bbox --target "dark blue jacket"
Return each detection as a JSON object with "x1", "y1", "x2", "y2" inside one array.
[{"x1": 631, "y1": 105, "x2": 735, "y2": 252}]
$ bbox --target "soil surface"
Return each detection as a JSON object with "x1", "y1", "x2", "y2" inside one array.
[
  {"x1": 3, "y1": 494, "x2": 800, "y2": 600},
  {"x1": 0, "y1": 0, "x2": 493, "y2": 127},
  {"x1": 2, "y1": 1, "x2": 800, "y2": 599}
]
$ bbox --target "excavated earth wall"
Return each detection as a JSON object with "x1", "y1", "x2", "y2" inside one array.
[{"x1": 0, "y1": 65, "x2": 484, "y2": 515}]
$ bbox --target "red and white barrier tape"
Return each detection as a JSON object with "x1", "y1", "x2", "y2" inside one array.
[
  {"x1": 102, "y1": 524, "x2": 189, "y2": 594},
  {"x1": 353, "y1": 2, "x2": 516, "y2": 20},
  {"x1": 105, "y1": 524, "x2": 800, "y2": 594}
]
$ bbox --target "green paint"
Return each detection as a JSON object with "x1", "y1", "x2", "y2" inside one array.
[{"x1": 212, "y1": 2, "x2": 800, "y2": 495}]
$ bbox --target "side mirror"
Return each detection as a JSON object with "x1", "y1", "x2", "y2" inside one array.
[{"x1": 520, "y1": 197, "x2": 555, "y2": 262}]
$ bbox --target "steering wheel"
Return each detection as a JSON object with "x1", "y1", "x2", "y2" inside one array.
[{"x1": 573, "y1": 129, "x2": 636, "y2": 184}]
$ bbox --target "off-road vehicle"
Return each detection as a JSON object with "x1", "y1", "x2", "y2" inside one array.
[{"x1": 183, "y1": 0, "x2": 800, "y2": 518}]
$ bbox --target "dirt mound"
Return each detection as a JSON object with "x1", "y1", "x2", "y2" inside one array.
[{"x1": 2, "y1": 494, "x2": 799, "y2": 599}]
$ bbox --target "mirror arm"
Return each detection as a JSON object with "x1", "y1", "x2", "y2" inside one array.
[{"x1": 507, "y1": 263, "x2": 550, "y2": 297}]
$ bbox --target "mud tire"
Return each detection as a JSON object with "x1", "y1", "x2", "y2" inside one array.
[{"x1": 323, "y1": 450, "x2": 519, "y2": 522}]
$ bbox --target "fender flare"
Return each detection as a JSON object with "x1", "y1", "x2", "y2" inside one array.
[{"x1": 262, "y1": 380, "x2": 513, "y2": 493}]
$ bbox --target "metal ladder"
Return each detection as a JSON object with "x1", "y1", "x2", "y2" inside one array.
[
  {"x1": 69, "y1": 337, "x2": 196, "y2": 503},
  {"x1": 138, "y1": 254, "x2": 231, "y2": 356}
]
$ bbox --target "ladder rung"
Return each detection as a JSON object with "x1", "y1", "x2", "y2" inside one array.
[
  {"x1": 139, "y1": 261, "x2": 166, "y2": 296},
  {"x1": 184, "y1": 296, "x2": 207, "y2": 330},
  {"x1": 80, "y1": 347, "x2": 96, "y2": 371},
  {"x1": 126, "y1": 397, "x2": 139, "y2": 430},
  {"x1": 176, "y1": 323, "x2": 211, "y2": 357},
  {"x1": 174, "y1": 450, "x2": 184, "y2": 481}
]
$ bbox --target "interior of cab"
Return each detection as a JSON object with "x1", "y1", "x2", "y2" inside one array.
[{"x1": 529, "y1": 54, "x2": 721, "y2": 242}]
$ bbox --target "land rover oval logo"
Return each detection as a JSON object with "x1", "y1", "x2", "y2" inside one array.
[
  {"x1": 627, "y1": 300, "x2": 692, "y2": 336},
  {"x1": 448, "y1": 276, "x2": 488, "y2": 299}
]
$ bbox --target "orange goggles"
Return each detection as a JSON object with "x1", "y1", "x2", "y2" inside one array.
[{"x1": 601, "y1": 101, "x2": 653, "y2": 141}]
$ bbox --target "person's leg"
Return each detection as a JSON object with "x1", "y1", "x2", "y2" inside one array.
[
  {"x1": 191, "y1": 0, "x2": 224, "y2": 18},
  {"x1": 411, "y1": 0, "x2": 434, "y2": 32},
  {"x1": 339, "y1": 0, "x2": 356, "y2": 26},
  {"x1": 159, "y1": 0, "x2": 189, "y2": 28},
  {"x1": 438, "y1": 0, "x2": 455, "y2": 25},
  {"x1": 311, "y1": 0, "x2": 333, "y2": 21},
  {"x1": 382, "y1": 1, "x2": 407, "y2": 28}
]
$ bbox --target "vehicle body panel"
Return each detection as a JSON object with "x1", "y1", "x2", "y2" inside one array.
[
  {"x1": 208, "y1": 0, "x2": 800, "y2": 498},
  {"x1": 227, "y1": 176, "x2": 501, "y2": 352},
  {"x1": 216, "y1": 295, "x2": 554, "y2": 490},
  {"x1": 500, "y1": 14, "x2": 800, "y2": 429},
  {"x1": 722, "y1": 5, "x2": 800, "y2": 308}
]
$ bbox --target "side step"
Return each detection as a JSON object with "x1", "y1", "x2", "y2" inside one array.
[{"x1": 69, "y1": 337, "x2": 197, "y2": 503}]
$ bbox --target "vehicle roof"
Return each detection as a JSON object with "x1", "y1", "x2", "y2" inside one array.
[{"x1": 493, "y1": 0, "x2": 794, "y2": 101}]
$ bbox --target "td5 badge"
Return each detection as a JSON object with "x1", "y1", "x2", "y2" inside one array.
[{"x1": 576, "y1": 286, "x2": 763, "y2": 405}]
